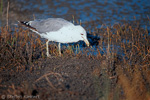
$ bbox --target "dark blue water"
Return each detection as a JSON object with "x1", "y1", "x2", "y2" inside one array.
[
  {"x1": 13, "y1": 0, "x2": 150, "y2": 29},
  {"x1": 1, "y1": 0, "x2": 150, "y2": 56},
  {"x1": 0, "y1": 0, "x2": 148, "y2": 29}
]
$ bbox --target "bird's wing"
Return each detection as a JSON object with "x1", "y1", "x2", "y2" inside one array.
[{"x1": 30, "y1": 18, "x2": 74, "y2": 33}]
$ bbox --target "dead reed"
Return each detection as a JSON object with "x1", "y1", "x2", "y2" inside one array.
[
  {"x1": 91, "y1": 22, "x2": 150, "y2": 100},
  {"x1": 0, "y1": 26, "x2": 45, "y2": 72},
  {"x1": 0, "y1": 21, "x2": 150, "y2": 100}
]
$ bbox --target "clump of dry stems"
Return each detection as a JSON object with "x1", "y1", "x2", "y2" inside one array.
[{"x1": 0, "y1": 21, "x2": 150, "y2": 100}]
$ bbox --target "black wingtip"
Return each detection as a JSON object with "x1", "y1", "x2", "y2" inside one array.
[
  {"x1": 18, "y1": 20, "x2": 37, "y2": 31},
  {"x1": 18, "y1": 21, "x2": 28, "y2": 25}
]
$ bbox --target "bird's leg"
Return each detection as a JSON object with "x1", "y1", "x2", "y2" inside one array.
[
  {"x1": 58, "y1": 43, "x2": 61, "y2": 56},
  {"x1": 46, "y1": 40, "x2": 51, "y2": 57}
]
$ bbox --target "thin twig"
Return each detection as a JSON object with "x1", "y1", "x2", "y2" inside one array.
[
  {"x1": 45, "y1": 76, "x2": 56, "y2": 90},
  {"x1": 35, "y1": 71, "x2": 63, "y2": 90}
]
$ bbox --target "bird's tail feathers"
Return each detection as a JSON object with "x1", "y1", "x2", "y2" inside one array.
[{"x1": 18, "y1": 21, "x2": 37, "y2": 31}]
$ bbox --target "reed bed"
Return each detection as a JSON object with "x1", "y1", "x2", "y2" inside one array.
[{"x1": 0, "y1": 22, "x2": 150, "y2": 100}]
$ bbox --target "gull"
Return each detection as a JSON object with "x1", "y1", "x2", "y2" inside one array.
[{"x1": 18, "y1": 18, "x2": 90, "y2": 57}]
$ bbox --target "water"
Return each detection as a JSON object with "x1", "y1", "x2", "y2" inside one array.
[
  {"x1": 1, "y1": 0, "x2": 149, "y2": 28},
  {"x1": 0, "y1": 0, "x2": 150, "y2": 56}
]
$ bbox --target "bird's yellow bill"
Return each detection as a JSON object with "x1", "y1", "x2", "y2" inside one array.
[{"x1": 83, "y1": 38, "x2": 90, "y2": 47}]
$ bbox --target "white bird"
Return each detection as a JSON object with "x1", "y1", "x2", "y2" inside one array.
[{"x1": 18, "y1": 18, "x2": 90, "y2": 57}]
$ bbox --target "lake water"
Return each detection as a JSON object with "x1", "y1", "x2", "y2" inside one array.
[
  {"x1": 1, "y1": 0, "x2": 150, "y2": 29},
  {"x1": 0, "y1": 0, "x2": 150, "y2": 56}
]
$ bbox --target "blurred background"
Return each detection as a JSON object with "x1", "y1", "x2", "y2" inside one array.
[{"x1": 0, "y1": 0, "x2": 150, "y2": 30}]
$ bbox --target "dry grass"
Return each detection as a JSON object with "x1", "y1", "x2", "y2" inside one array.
[
  {"x1": 0, "y1": 26, "x2": 64, "y2": 72},
  {"x1": 116, "y1": 64, "x2": 150, "y2": 100},
  {"x1": 91, "y1": 23, "x2": 150, "y2": 100},
  {"x1": 0, "y1": 27, "x2": 43, "y2": 71},
  {"x1": 0, "y1": 21, "x2": 150, "y2": 100}
]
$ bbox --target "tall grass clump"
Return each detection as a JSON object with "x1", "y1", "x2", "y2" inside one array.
[
  {"x1": 111, "y1": 23, "x2": 150, "y2": 100},
  {"x1": 0, "y1": 26, "x2": 45, "y2": 72},
  {"x1": 93, "y1": 22, "x2": 150, "y2": 100}
]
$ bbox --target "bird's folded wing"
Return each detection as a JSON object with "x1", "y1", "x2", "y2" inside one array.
[{"x1": 30, "y1": 18, "x2": 74, "y2": 33}]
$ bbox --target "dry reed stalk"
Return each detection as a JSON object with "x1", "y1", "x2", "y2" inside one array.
[
  {"x1": 0, "y1": 0, "x2": 3, "y2": 15},
  {"x1": 45, "y1": 75, "x2": 57, "y2": 90},
  {"x1": 35, "y1": 72, "x2": 63, "y2": 90},
  {"x1": 117, "y1": 65, "x2": 149, "y2": 100},
  {"x1": 132, "y1": 67, "x2": 147, "y2": 100},
  {"x1": 118, "y1": 74, "x2": 135, "y2": 100},
  {"x1": 33, "y1": 14, "x2": 35, "y2": 20},
  {"x1": 107, "y1": 27, "x2": 110, "y2": 59},
  {"x1": 80, "y1": 19, "x2": 82, "y2": 25},
  {"x1": 72, "y1": 15, "x2": 75, "y2": 24},
  {"x1": 6, "y1": 1, "x2": 9, "y2": 28},
  {"x1": 97, "y1": 48, "x2": 102, "y2": 58}
]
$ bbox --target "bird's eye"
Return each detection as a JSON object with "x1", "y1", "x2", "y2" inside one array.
[{"x1": 81, "y1": 33, "x2": 83, "y2": 35}]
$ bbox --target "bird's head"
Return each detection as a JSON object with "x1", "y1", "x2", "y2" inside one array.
[{"x1": 76, "y1": 25, "x2": 90, "y2": 47}]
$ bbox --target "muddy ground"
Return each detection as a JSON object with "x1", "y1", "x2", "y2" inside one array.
[{"x1": 0, "y1": 55, "x2": 115, "y2": 100}]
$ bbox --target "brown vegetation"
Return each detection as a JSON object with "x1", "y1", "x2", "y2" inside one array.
[{"x1": 0, "y1": 22, "x2": 150, "y2": 100}]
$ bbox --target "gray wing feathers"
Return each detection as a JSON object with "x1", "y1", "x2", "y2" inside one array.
[{"x1": 30, "y1": 18, "x2": 73, "y2": 33}]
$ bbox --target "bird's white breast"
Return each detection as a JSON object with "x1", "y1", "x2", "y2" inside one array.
[{"x1": 40, "y1": 25, "x2": 81, "y2": 43}]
